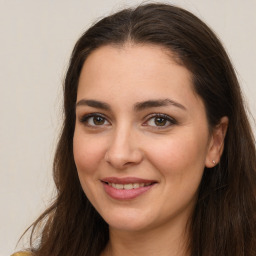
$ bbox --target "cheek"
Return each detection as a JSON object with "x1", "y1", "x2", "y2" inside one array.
[
  {"x1": 73, "y1": 130, "x2": 108, "y2": 204},
  {"x1": 73, "y1": 131, "x2": 106, "y2": 175},
  {"x1": 146, "y1": 132, "x2": 208, "y2": 178}
]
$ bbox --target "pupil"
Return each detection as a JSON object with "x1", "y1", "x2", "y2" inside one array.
[
  {"x1": 155, "y1": 117, "x2": 166, "y2": 126},
  {"x1": 93, "y1": 116, "x2": 104, "y2": 125}
]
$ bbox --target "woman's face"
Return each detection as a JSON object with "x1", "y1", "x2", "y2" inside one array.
[{"x1": 73, "y1": 44, "x2": 214, "y2": 233}]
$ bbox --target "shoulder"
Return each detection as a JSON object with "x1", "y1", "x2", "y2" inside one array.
[{"x1": 11, "y1": 252, "x2": 31, "y2": 256}]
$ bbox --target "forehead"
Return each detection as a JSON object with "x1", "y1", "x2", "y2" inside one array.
[
  {"x1": 79, "y1": 44, "x2": 189, "y2": 87},
  {"x1": 77, "y1": 44, "x2": 202, "y2": 112}
]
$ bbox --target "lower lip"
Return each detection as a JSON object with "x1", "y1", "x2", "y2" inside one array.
[{"x1": 102, "y1": 182, "x2": 155, "y2": 200}]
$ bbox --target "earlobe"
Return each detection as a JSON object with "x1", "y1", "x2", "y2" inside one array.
[{"x1": 205, "y1": 116, "x2": 229, "y2": 168}]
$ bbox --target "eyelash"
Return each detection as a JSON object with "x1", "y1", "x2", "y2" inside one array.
[
  {"x1": 143, "y1": 113, "x2": 177, "y2": 129},
  {"x1": 79, "y1": 113, "x2": 177, "y2": 129},
  {"x1": 79, "y1": 113, "x2": 110, "y2": 127}
]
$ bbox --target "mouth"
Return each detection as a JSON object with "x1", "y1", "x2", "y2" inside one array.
[
  {"x1": 102, "y1": 182, "x2": 154, "y2": 190},
  {"x1": 101, "y1": 177, "x2": 157, "y2": 200}
]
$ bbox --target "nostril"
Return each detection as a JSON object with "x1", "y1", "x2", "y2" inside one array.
[
  {"x1": 124, "y1": 161, "x2": 135, "y2": 166},
  {"x1": 104, "y1": 141, "x2": 143, "y2": 169}
]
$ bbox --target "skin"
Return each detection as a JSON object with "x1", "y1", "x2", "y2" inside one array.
[{"x1": 73, "y1": 43, "x2": 228, "y2": 256}]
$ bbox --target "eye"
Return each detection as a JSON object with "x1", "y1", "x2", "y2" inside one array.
[
  {"x1": 144, "y1": 114, "x2": 177, "y2": 128},
  {"x1": 79, "y1": 113, "x2": 110, "y2": 127}
]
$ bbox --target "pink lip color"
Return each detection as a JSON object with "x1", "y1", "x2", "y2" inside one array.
[{"x1": 101, "y1": 177, "x2": 157, "y2": 200}]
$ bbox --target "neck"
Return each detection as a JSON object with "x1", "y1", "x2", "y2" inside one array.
[{"x1": 102, "y1": 217, "x2": 190, "y2": 256}]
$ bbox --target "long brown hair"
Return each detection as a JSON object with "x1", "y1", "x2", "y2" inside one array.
[{"x1": 25, "y1": 3, "x2": 256, "y2": 256}]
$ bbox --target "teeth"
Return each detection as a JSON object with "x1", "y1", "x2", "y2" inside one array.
[
  {"x1": 115, "y1": 184, "x2": 124, "y2": 189},
  {"x1": 108, "y1": 182, "x2": 152, "y2": 190},
  {"x1": 124, "y1": 184, "x2": 133, "y2": 189},
  {"x1": 133, "y1": 183, "x2": 140, "y2": 188}
]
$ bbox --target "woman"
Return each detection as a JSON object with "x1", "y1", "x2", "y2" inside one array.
[{"x1": 13, "y1": 3, "x2": 256, "y2": 256}]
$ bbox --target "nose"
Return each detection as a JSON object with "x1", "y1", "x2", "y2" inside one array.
[{"x1": 104, "y1": 126, "x2": 143, "y2": 169}]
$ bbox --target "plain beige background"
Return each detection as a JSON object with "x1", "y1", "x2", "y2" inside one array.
[{"x1": 0, "y1": 0, "x2": 255, "y2": 255}]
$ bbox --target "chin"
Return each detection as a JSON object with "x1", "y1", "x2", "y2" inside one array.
[
  {"x1": 108, "y1": 219, "x2": 150, "y2": 232},
  {"x1": 100, "y1": 208, "x2": 156, "y2": 232}
]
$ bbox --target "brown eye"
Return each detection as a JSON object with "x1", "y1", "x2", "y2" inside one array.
[
  {"x1": 144, "y1": 114, "x2": 177, "y2": 128},
  {"x1": 80, "y1": 114, "x2": 110, "y2": 127},
  {"x1": 93, "y1": 116, "x2": 105, "y2": 125},
  {"x1": 154, "y1": 117, "x2": 167, "y2": 126}
]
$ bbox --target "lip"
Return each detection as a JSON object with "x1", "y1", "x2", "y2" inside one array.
[
  {"x1": 101, "y1": 177, "x2": 157, "y2": 200},
  {"x1": 101, "y1": 177, "x2": 156, "y2": 184}
]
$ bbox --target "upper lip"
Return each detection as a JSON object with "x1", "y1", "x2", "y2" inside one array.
[{"x1": 101, "y1": 177, "x2": 157, "y2": 184}]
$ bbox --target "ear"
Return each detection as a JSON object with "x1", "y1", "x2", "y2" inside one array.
[{"x1": 205, "y1": 116, "x2": 229, "y2": 168}]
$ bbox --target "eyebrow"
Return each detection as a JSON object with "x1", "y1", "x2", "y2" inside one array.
[
  {"x1": 76, "y1": 99, "x2": 111, "y2": 110},
  {"x1": 134, "y1": 99, "x2": 186, "y2": 111},
  {"x1": 76, "y1": 98, "x2": 186, "y2": 111}
]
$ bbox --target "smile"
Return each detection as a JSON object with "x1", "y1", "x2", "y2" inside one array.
[
  {"x1": 101, "y1": 177, "x2": 157, "y2": 200},
  {"x1": 107, "y1": 182, "x2": 153, "y2": 190}
]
